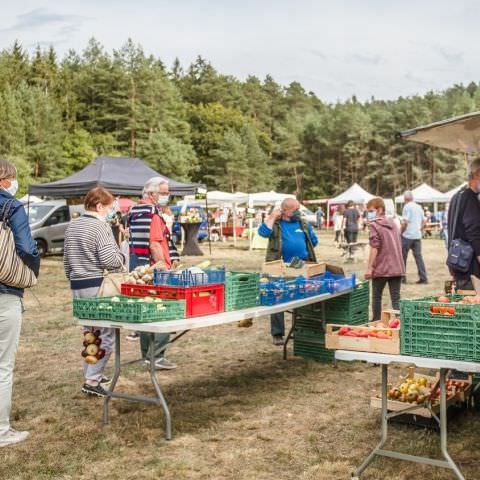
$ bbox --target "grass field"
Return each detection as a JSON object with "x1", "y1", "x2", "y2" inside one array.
[{"x1": 1, "y1": 231, "x2": 479, "y2": 480}]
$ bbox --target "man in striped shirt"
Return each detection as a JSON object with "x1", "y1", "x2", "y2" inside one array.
[{"x1": 127, "y1": 177, "x2": 177, "y2": 370}]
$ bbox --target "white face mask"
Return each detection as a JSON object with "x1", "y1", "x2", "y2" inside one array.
[
  {"x1": 157, "y1": 195, "x2": 170, "y2": 207},
  {"x1": 3, "y1": 179, "x2": 18, "y2": 197}
]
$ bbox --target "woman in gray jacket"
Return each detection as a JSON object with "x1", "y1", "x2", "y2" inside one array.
[{"x1": 64, "y1": 187, "x2": 125, "y2": 397}]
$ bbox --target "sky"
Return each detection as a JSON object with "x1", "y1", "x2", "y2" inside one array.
[{"x1": 0, "y1": 0, "x2": 479, "y2": 103}]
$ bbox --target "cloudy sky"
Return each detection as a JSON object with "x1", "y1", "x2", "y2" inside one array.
[{"x1": 0, "y1": 1, "x2": 478, "y2": 102}]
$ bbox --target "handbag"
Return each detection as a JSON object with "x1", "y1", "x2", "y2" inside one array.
[
  {"x1": 97, "y1": 267, "x2": 129, "y2": 297},
  {"x1": 0, "y1": 199, "x2": 37, "y2": 288},
  {"x1": 447, "y1": 188, "x2": 474, "y2": 273}
]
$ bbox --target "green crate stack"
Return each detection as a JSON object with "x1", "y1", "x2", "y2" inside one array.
[
  {"x1": 225, "y1": 271, "x2": 260, "y2": 311},
  {"x1": 293, "y1": 332, "x2": 335, "y2": 362},
  {"x1": 400, "y1": 295, "x2": 480, "y2": 362},
  {"x1": 324, "y1": 280, "x2": 370, "y2": 325},
  {"x1": 73, "y1": 296, "x2": 186, "y2": 323}
]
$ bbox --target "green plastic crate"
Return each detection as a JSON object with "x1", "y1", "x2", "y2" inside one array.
[
  {"x1": 294, "y1": 314, "x2": 325, "y2": 333},
  {"x1": 73, "y1": 295, "x2": 186, "y2": 323},
  {"x1": 225, "y1": 271, "x2": 260, "y2": 311},
  {"x1": 325, "y1": 309, "x2": 369, "y2": 325},
  {"x1": 293, "y1": 334, "x2": 334, "y2": 362},
  {"x1": 400, "y1": 295, "x2": 480, "y2": 362}
]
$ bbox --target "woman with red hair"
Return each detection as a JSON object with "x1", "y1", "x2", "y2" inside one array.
[{"x1": 364, "y1": 197, "x2": 405, "y2": 320}]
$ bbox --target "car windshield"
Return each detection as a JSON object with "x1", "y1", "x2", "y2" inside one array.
[{"x1": 26, "y1": 205, "x2": 55, "y2": 224}]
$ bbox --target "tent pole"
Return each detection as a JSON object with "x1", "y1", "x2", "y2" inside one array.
[
  {"x1": 248, "y1": 194, "x2": 253, "y2": 250},
  {"x1": 326, "y1": 201, "x2": 330, "y2": 231},
  {"x1": 205, "y1": 191, "x2": 212, "y2": 255},
  {"x1": 233, "y1": 203, "x2": 237, "y2": 247}
]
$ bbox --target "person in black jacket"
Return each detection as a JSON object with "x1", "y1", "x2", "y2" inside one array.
[
  {"x1": 0, "y1": 158, "x2": 40, "y2": 447},
  {"x1": 448, "y1": 158, "x2": 480, "y2": 291}
]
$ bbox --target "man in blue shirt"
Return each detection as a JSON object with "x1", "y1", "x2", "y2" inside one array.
[
  {"x1": 259, "y1": 198, "x2": 318, "y2": 345},
  {"x1": 401, "y1": 190, "x2": 428, "y2": 284}
]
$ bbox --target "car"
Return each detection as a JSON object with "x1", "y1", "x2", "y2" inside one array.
[
  {"x1": 299, "y1": 205, "x2": 318, "y2": 226},
  {"x1": 26, "y1": 200, "x2": 84, "y2": 256},
  {"x1": 170, "y1": 205, "x2": 208, "y2": 244}
]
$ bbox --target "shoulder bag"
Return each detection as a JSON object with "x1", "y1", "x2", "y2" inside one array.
[
  {"x1": 446, "y1": 188, "x2": 474, "y2": 273},
  {"x1": 0, "y1": 199, "x2": 38, "y2": 288}
]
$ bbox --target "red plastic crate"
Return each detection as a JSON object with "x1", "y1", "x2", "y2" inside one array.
[{"x1": 121, "y1": 283, "x2": 224, "y2": 318}]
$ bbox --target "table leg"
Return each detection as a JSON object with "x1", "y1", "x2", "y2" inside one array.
[
  {"x1": 103, "y1": 328, "x2": 121, "y2": 425},
  {"x1": 149, "y1": 333, "x2": 172, "y2": 440},
  {"x1": 352, "y1": 364, "x2": 388, "y2": 479},
  {"x1": 283, "y1": 310, "x2": 295, "y2": 360},
  {"x1": 439, "y1": 368, "x2": 465, "y2": 480}
]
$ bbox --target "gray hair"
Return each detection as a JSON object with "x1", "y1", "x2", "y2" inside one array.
[
  {"x1": 281, "y1": 197, "x2": 297, "y2": 209},
  {"x1": 142, "y1": 177, "x2": 169, "y2": 198},
  {"x1": 0, "y1": 158, "x2": 17, "y2": 180},
  {"x1": 404, "y1": 190, "x2": 413, "y2": 202},
  {"x1": 468, "y1": 157, "x2": 480, "y2": 179}
]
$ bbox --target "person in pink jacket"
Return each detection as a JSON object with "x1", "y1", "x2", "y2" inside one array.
[{"x1": 364, "y1": 197, "x2": 405, "y2": 320}]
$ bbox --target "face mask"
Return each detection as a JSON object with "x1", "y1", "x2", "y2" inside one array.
[
  {"x1": 290, "y1": 210, "x2": 302, "y2": 222},
  {"x1": 367, "y1": 211, "x2": 377, "y2": 221},
  {"x1": 105, "y1": 210, "x2": 116, "y2": 222},
  {"x1": 157, "y1": 195, "x2": 170, "y2": 207},
  {"x1": 3, "y1": 179, "x2": 18, "y2": 196}
]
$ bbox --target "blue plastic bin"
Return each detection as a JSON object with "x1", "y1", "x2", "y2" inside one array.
[{"x1": 153, "y1": 267, "x2": 225, "y2": 287}]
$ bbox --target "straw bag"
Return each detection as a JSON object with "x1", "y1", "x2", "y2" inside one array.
[
  {"x1": 97, "y1": 267, "x2": 129, "y2": 297},
  {"x1": 0, "y1": 199, "x2": 37, "y2": 289}
]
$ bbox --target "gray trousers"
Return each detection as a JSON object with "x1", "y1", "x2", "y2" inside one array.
[
  {"x1": 401, "y1": 237, "x2": 428, "y2": 282},
  {"x1": 73, "y1": 287, "x2": 114, "y2": 383},
  {"x1": 0, "y1": 294, "x2": 22, "y2": 436}
]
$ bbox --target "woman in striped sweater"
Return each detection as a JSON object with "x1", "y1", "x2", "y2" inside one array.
[{"x1": 64, "y1": 187, "x2": 125, "y2": 396}]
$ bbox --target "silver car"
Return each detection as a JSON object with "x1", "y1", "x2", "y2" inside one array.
[{"x1": 26, "y1": 200, "x2": 84, "y2": 256}]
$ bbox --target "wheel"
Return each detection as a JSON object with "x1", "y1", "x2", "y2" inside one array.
[{"x1": 36, "y1": 239, "x2": 47, "y2": 257}]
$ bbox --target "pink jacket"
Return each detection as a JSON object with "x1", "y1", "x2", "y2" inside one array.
[{"x1": 369, "y1": 217, "x2": 405, "y2": 278}]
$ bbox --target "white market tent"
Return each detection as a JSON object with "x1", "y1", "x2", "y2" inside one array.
[
  {"x1": 326, "y1": 183, "x2": 375, "y2": 228},
  {"x1": 395, "y1": 183, "x2": 448, "y2": 214},
  {"x1": 248, "y1": 191, "x2": 295, "y2": 206},
  {"x1": 328, "y1": 183, "x2": 375, "y2": 205},
  {"x1": 445, "y1": 183, "x2": 467, "y2": 200}
]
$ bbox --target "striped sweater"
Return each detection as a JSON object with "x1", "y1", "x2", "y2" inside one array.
[{"x1": 63, "y1": 214, "x2": 125, "y2": 290}]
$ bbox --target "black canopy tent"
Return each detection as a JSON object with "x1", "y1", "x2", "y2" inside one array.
[
  {"x1": 396, "y1": 111, "x2": 480, "y2": 154},
  {"x1": 29, "y1": 156, "x2": 201, "y2": 197}
]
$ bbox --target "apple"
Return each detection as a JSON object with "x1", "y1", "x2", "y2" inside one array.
[
  {"x1": 81, "y1": 349, "x2": 88, "y2": 358},
  {"x1": 86, "y1": 344, "x2": 99, "y2": 356},
  {"x1": 94, "y1": 337, "x2": 102, "y2": 346}
]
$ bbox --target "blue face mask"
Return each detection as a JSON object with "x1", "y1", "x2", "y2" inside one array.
[
  {"x1": 105, "y1": 210, "x2": 116, "y2": 222},
  {"x1": 367, "y1": 211, "x2": 377, "y2": 221},
  {"x1": 290, "y1": 210, "x2": 302, "y2": 222}
]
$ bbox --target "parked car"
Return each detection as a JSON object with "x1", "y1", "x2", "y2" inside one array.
[
  {"x1": 299, "y1": 205, "x2": 317, "y2": 225},
  {"x1": 170, "y1": 205, "x2": 208, "y2": 243},
  {"x1": 26, "y1": 200, "x2": 84, "y2": 256}
]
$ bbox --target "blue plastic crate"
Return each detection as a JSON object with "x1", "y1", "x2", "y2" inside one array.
[
  {"x1": 316, "y1": 272, "x2": 356, "y2": 294},
  {"x1": 303, "y1": 278, "x2": 329, "y2": 297},
  {"x1": 153, "y1": 267, "x2": 225, "y2": 287},
  {"x1": 260, "y1": 277, "x2": 306, "y2": 306}
]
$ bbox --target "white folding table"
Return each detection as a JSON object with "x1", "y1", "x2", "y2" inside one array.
[
  {"x1": 335, "y1": 350, "x2": 480, "y2": 480},
  {"x1": 76, "y1": 288, "x2": 352, "y2": 440}
]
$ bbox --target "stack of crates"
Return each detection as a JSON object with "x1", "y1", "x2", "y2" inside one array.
[
  {"x1": 293, "y1": 280, "x2": 370, "y2": 362},
  {"x1": 324, "y1": 280, "x2": 370, "y2": 325}
]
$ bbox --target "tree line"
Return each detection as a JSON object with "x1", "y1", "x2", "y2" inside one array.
[{"x1": 0, "y1": 38, "x2": 475, "y2": 198}]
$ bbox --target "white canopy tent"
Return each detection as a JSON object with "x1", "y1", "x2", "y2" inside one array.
[
  {"x1": 445, "y1": 183, "x2": 467, "y2": 200},
  {"x1": 326, "y1": 183, "x2": 375, "y2": 228},
  {"x1": 395, "y1": 183, "x2": 448, "y2": 214},
  {"x1": 328, "y1": 183, "x2": 375, "y2": 205},
  {"x1": 248, "y1": 191, "x2": 295, "y2": 206}
]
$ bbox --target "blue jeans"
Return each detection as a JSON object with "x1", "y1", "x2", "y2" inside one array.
[
  {"x1": 270, "y1": 312, "x2": 285, "y2": 337},
  {"x1": 401, "y1": 237, "x2": 428, "y2": 282}
]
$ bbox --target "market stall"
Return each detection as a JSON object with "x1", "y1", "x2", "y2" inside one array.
[{"x1": 73, "y1": 263, "x2": 359, "y2": 440}]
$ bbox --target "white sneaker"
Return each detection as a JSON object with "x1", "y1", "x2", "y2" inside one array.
[
  {"x1": 0, "y1": 429, "x2": 29, "y2": 447},
  {"x1": 144, "y1": 357, "x2": 177, "y2": 370}
]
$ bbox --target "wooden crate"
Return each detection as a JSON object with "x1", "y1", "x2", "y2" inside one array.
[
  {"x1": 370, "y1": 373, "x2": 472, "y2": 418},
  {"x1": 262, "y1": 260, "x2": 326, "y2": 278},
  {"x1": 325, "y1": 319, "x2": 400, "y2": 354}
]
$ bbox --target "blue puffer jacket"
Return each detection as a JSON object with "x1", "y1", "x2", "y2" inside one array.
[{"x1": 0, "y1": 190, "x2": 40, "y2": 297}]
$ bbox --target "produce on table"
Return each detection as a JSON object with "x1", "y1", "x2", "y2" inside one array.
[
  {"x1": 337, "y1": 321, "x2": 399, "y2": 340},
  {"x1": 81, "y1": 330, "x2": 106, "y2": 365}
]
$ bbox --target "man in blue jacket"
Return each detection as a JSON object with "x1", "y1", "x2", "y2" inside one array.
[
  {"x1": 259, "y1": 198, "x2": 318, "y2": 345},
  {"x1": 0, "y1": 159, "x2": 40, "y2": 447}
]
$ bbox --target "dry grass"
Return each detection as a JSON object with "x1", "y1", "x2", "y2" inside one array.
[{"x1": 1, "y1": 231, "x2": 479, "y2": 480}]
